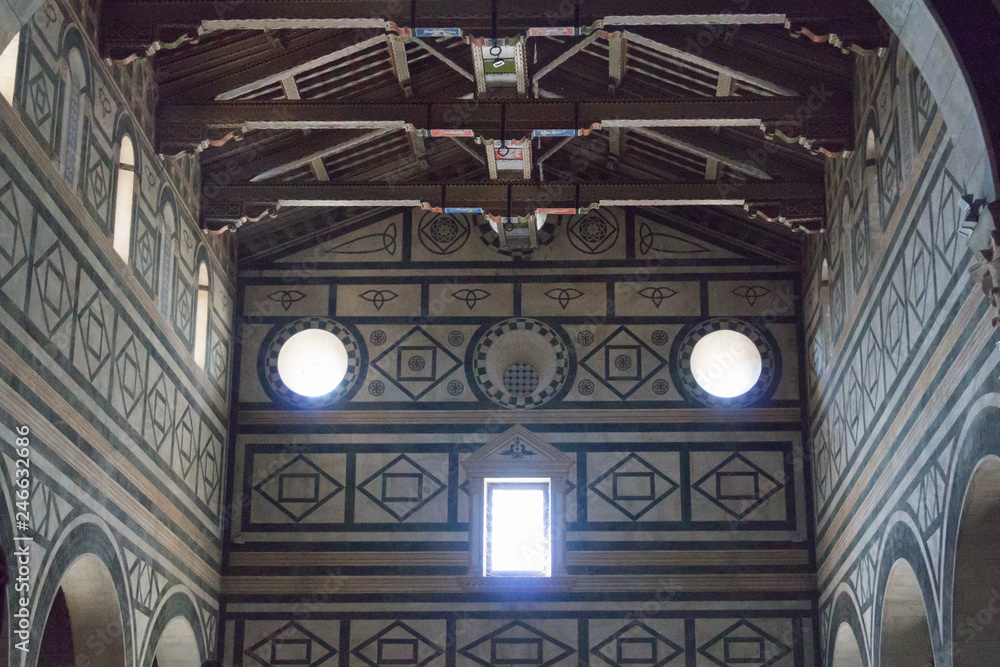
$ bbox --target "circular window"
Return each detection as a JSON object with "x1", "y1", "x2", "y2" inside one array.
[
  {"x1": 277, "y1": 329, "x2": 349, "y2": 397},
  {"x1": 689, "y1": 330, "x2": 762, "y2": 398},
  {"x1": 262, "y1": 318, "x2": 363, "y2": 405},
  {"x1": 671, "y1": 318, "x2": 778, "y2": 407}
]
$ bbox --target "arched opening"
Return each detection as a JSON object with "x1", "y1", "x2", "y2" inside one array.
[
  {"x1": 953, "y1": 456, "x2": 1000, "y2": 665},
  {"x1": 819, "y1": 256, "x2": 833, "y2": 367},
  {"x1": 112, "y1": 135, "x2": 136, "y2": 261},
  {"x1": 159, "y1": 200, "x2": 176, "y2": 315},
  {"x1": 153, "y1": 616, "x2": 201, "y2": 667},
  {"x1": 864, "y1": 130, "x2": 879, "y2": 225},
  {"x1": 60, "y1": 47, "x2": 87, "y2": 188},
  {"x1": 832, "y1": 622, "x2": 864, "y2": 666},
  {"x1": 37, "y1": 553, "x2": 127, "y2": 667},
  {"x1": 880, "y1": 559, "x2": 934, "y2": 667},
  {"x1": 0, "y1": 32, "x2": 19, "y2": 104},
  {"x1": 194, "y1": 261, "x2": 210, "y2": 369}
]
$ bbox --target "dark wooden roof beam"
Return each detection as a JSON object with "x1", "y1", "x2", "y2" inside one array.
[
  {"x1": 157, "y1": 97, "x2": 851, "y2": 153},
  {"x1": 102, "y1": 0, "x2": 884, "y2": 59},
  {"x1": 202, "y1": 180, "x2": 826, "y2": 228}
]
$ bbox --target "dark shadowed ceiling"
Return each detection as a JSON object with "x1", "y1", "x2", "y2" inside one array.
[{"x1": 98, "y1": 0, "x2": 888, "y2": 264}]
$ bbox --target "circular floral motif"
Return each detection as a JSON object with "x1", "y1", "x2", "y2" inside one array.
[
  {"x1": 369, "y1": 380, "x2": 385, "y2": 396},
  {"x1": 370, "y1": 330, "x2": 387, "y2": 346},
  {"x1": 408, "y1": 356, "x2": 426, "y2": 372},
  {"x1": 614, "y1": 355, "x2": 632, "y2": 371},
  {"x1": 447, "y1": 380, "x2": 465, "y2": 396},
  {"x1": 419, "y1": 214, "x2": 471, "y2": 255},
  {"x1": 470, "y1": 318, "x2": 572, "y2": 409},
  {"x1": 577, "y1": 331, "x2": 595, "y2": 347},
  {"x1": 578, "y1": 380, "x2": 595, "y2": 396},
  {"x1": 651, "y1": 330, "x2": 669, "y2": 346},
  {"x1": 652, "y1": 379, "x2": 670, "y2": 396},
  {"x1": 567, "y1": 210, "x2": 620, "y2": 255},
  {"x1": 448, "y1": 331, "x2": 465, "y2": 347},
  {"x1": 262, "y1": 318, "x2": 363, "y2": 406},
  {"x1": 670, "y1": 318, "x2": 780, "y2": 408},
  {"x1": 429, "y1": 217, "x2": 461, "y2": 245}
]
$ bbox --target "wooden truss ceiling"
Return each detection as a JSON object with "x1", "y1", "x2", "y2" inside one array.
[{"x1": 100, "y1": 0, "x2": 887, "y2": 259}]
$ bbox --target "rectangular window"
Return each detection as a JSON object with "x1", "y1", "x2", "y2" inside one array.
[{"x1": 484, "y1": 478, "x2": 550, "y2": 577}]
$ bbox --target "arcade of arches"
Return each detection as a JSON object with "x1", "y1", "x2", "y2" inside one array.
[{"x1": 0, "y1": 0, "x2": 998, "y2": 666}]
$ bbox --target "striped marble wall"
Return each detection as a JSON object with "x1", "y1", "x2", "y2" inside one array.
[
  {"x1": 223, "y1": 206, "x2": 819, "y2": 666},
  {"x1": 805, "y1": 39, "x2": 1000, "y2": 666},
  {"x1": 0, "y1": 1, "x2": 235, "y2": 664}
]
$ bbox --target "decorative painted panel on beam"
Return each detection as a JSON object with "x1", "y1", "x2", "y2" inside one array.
[{"x1": 228, "y1": 205, "x2": 816, "y2": 664}]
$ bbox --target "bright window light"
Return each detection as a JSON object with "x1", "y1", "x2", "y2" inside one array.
[
  {"x1": 277, "y1": 329, "x2": 349, "y2": 397},
  {"x1": 485, "y1": 479, "x2": 550, "y2": 577},
  {"x1": 690, "y1": 329, "x2": 762, "y2": 398},
  {"x1": 0, "y1": 33, "x2": 19, "y2": 104}
]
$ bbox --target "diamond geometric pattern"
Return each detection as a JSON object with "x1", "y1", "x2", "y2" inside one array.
[
  {"x1": 459, "y1": 621, "x2": 576, "y2": 667},
  {"x1": 358, "y1": 454, "x2": 446, "y2": 522},
  {"x1": 0, "y1": 18, "x2": 233, "y2": 533},
  {"x1": 693, "y1": 453, "x2": 784, "y2": 520},
  {"x1": 254, "y1": 455, "x2": 345, "y2": 522},
  {"x1": 352, "y1": 621, "x2": 445, "y2": 667},
  {"x1": 591, "y1": 621, "x2": 684, "y2": 667},
  {"x1": 245, "y1": 621, "x2": 338, "y2": 667},
  {"x1": 589, "y1": 454, "x2": 679, "y2": 521},
  {"x1": 124, "y1": 547, "x2": 168, "y2": 615},
  {"x1": 698, "y1": 620, "x2": 792, "y2": 667},
  {"x1": 579, "y1": 327, "x2": 667, "y2": 400},
  {"x1": 29, "y1": 474, "x2": 74, "y2": 547},
  {"x1": 370, "y1": 327, "x2": 463, "y2": 401}
]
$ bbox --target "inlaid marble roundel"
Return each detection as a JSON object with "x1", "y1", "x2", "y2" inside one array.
[
  {"x1": 263, "y1": 318, "x2": 362, "y2": 406},
  {"x1": 671, "y1": 318, "x2": 780, "y2": 408},
  {"x1": 471, "y1": 318, "x2": 571, "y2": 408}
]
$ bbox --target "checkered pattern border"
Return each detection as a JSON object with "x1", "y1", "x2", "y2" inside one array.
[
  {"x1": 262, "y1": 317, "x2": 362, "y2": 406},
  {"x1": 472, "y1": 318, "x2": 570, "y2": 409},
  {"x1": 671, "y1": 318, "x2": 780, "y2": 408}
]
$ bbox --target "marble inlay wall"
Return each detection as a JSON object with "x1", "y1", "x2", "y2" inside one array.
[{"x1": 0, "y1": 1, "x2": 235, "y2": 664}]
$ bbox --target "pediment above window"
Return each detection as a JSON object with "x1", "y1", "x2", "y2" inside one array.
[{"x1": 461, "y1": 425, "x2": 574, "y2": 478}]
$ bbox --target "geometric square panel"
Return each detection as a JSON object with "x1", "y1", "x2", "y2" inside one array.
[
  {"x1": 459, "y1": 621, "x2": 575, "y2": 667},
  {"x1": 589, "y1": 454, "x2": 679, "y2": 521},
  {"x1": 357, "y1": 454, "x2": 446, "y2": 522},
  {"x1": 352, "y1": 621, "x2": 445, "y2": 667},
  {"x1": 698, "y1": 619, "x2": 791, "y2": 667},
  {"x1": 580, "y1": 327, "x2": 667, "y2": 400},
  {"x1": 254, "y1": 455, "x2": 345, "y2": 523},
  {"x1": 692, "y1": 453, "x2": 784, "y2": 521},
  {"x1": 245, "y1": 621, "x2": 338, "y2": 667},
  {"x1": 370, "y1": 327, "x2": 462, "y2": 401},
  {"x1": 591, "y1": 621, "x2": 684, "y2": 667}
]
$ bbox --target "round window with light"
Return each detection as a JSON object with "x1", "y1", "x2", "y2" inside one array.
[
  {"x1": 689, "y1": 330, "x2": 762, "y2": 398},
  {"x1": 671, "y1": 319, "x2": 779, "y2": 407},
  {"x1": 263, "y1": 319, "x2": 362, "y2": 405}
]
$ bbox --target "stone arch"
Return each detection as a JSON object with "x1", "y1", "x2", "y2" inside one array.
[
  {"x1": 826, "y1": 590, "x2": 869, "y2": 667},
  {"x1": 942, "y1": 400, "x2": 1000, "y2": 666},
  {"x1": 142, "y1": 589, "x2": 206, "y2": 667},
  {"x1": 870, "y1": 0, "x2": 998, "y2": 195},
  {"x1": 31, "y1": 518, "x2": 134, "y2": 665},
  {"x1": 873, "y1": 518, "x2": 941, "y2": 666},
  {"x1": 832, "y1": 623, "x2": 866, "y2": 667}
]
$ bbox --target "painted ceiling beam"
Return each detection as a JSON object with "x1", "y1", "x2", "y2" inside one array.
[
  {"x1": 101, "y1": 0, "x2": 883, "y2": 57},
  {"x1": 200, "y1": 180, "x2": 825, "y2": 228},
  {"x1": 157, "y1": 97, "x2": 850, "y2": 153}
]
